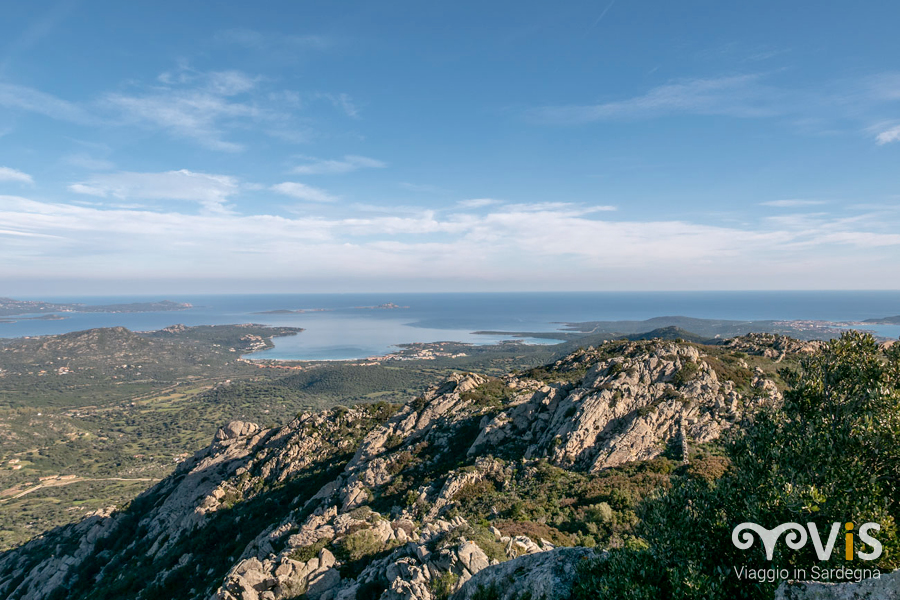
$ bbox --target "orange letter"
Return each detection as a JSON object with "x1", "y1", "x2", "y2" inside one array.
[{"x1": 845, "y1": 522, "x2": 854, "y2": 560}]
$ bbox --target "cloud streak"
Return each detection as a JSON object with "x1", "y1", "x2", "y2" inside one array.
[
  {"x1": 528, "y1": 74, "x2": 783, "y2": 124},
  {"x1": 0, "y1": 82, "x2": 93, "y2": 123},
  {"x1": 271, "y1": 182, "x2": 339, "y2": 203},
  {"x1": 291, "y1": 155, "x2": 386, "y2": 175},
  {"x1": 761, "y1": 199, "x2": 828, "y2": 208},
  {"x1": 0, "y1": 166, "x2": 33, "y2": 184}
]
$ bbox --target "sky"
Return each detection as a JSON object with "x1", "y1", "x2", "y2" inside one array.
[{"x1": 1, "y1": 0, "x2": 900, "y2": 294}]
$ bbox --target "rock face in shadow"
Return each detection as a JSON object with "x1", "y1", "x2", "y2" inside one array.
[
  {"x1": 775, "y1": 569, "x2": 900, "y2": 599},
  {"x1": 0, "y1": 337, "x2": 785, "y2": 600},
  {"x1": 452, "y1": 547, "x2": 599, "y2": 600}
]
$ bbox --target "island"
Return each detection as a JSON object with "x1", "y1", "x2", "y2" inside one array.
[
  {"x1": 0, "y1": 297, "x2": 192, "y2": 317},
  {"x1": 353, "y1": 303, "x2": 409, "y2": 310},
  {"x1": 252, "y1": 308, "x2": 334, "y2": 315}
]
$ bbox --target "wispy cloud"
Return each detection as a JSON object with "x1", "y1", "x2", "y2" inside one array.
[
  {"x1": 458, "y1": 198, "x2": 502, "y2": 208},
  {"x1": 68, "y1": 170, "x2": 240, "y2": 213},
  {"x1": 586, "y1": 0, "x2": 616, "y2": 34},
  {"x1": 0, "y1": 82, "x2": 93, "y2": 123},
  {"x1": 499, "y1": 202, "x2": 617, "y2": 213},
  {"x1": 2, "y1": 63, "x2": 358, "y2": 151},
  {"x1": 271, "y1": 182, "x2": 339, "y2": 203},
  {"x1": 314, "y1": 92, "x2": 359, "y2": 118},
  {"x1": 63, "y1": 153, "x2": 115, "y2": 171},
  {"x1": 527, "y1": 69, "x2": 900, "y2": 147},
  {"x1": 0, "y1": 166, "x2": 33, "y2": 184},
  {"x1": 874, "y1": 123, "x2": 900, "y2": 145},
  {"x1": 214, "y1": 28, "x2": 332, "y2": 52},
  {"x1": 400, "y1": 182, "x2": 447, "y2": 194},
  {"x1": 291, "y1": 155, "x2": 386, "y2": 175},
  {"x1": 103, "y1": 69, "x2": 266, "y2": 152},
  {"x1": 761, "y1": 199, "x2": 829, "y2": 208},
  {"x1": 528, "y1": 74, "x2": 782, "y2": 124}
]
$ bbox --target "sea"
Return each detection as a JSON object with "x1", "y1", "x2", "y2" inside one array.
[{"x1": 2, "y1": 292, "x2": 899, "y2": 361}]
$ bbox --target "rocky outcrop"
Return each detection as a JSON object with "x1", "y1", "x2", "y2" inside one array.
[
  {"x1": 215, "y1": 420, "x2": 261, "y2": 442},
  {"x1": 0, "y1": 338, "x2": 781, "y2": 600},
  {"x1": 723, "y1": 332, "x2": 826, "y2": 359},
  {"x1": 471, "y1": 342, "x2": 766, "y2": 470},
  {"x1": 775, "y1": 569, "x2": 900, "y2": 599}
]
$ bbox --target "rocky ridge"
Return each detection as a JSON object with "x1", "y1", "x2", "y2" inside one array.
[{"x1": 0, "y1": 337, "x2": 787, "y2": 600}]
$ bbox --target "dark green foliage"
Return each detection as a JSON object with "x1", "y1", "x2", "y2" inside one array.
[
  {"x1": 672, "y1": 361, "x2": 700, "y2": 385},
  {"x1": 334, "y1": 533, "x2": 401, "y2": 580},
  {"x1": 468, "y1": 582, "x2": 541, "y2": 600},
  {"x1": 460, "y1": 378, "x2": 515, "y2": 408},
  {"x1": 470, "y1": 582, "x2": 504, "y2": 600},
  {"x1": 572, "y1": 332, "x2": 900, "y2": 599},
  {"x1": 279, "y1": 365, "x2": 430, "y2": 397},
  {"x1": 356, "y1": 577, "x2": 390, "y2": 600},
  {"x1": 430, "y1": 570, "x2": 460, "y2": 600},
  {"x1": 703, "y1": 354, "x2": 753, "y2": 391},
  {"x1": 436, "y1": 523, "x2": 509, "y2": 563},
  {"x1": 288, "y1": 538, "x2": 329, "y2": 562},
  {"x1": 447, "y1": 459, "x2": 673, "y2": 549},
  {"x1": 623, "y1": 327, "x2": 715, "y2": 344}
]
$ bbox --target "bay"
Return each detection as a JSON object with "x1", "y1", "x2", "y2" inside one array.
[{"x1": 1, "y1": 291, "x2": 899, "y2": 360}]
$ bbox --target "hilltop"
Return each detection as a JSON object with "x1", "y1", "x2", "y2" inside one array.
[{"x1": 0, "y1": 334, "x2": 801, "y2": 600}]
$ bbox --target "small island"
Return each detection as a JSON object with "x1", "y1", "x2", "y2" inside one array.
[
  {"x1": 353, "y1": 303, "x2": 409, "y2": 310},
  {"x1": 252, "y1": 308, "x2": 334, "y2": 315}
]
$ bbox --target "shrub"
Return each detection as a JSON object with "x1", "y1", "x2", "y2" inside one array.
[
  {"x1": 672, "y1": 361, "x2": 700, "y2": 385},
  {"x1": 430, "y1": 571, "x2": 460, "y2": 600},
  {"x1": 288, "y1": 538, "x2": 329, "y2": 563},
  {"x1": 460, "y1": 378, "x2": 514, "y2": 408},
  {"x1": 339, "y1": 529, "x2": 383, "y2": 562}
]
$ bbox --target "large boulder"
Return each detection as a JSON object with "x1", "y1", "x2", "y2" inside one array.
[
  {"x1": 452, "y1": 547, "x2": 598, "y2": 600},
  {"x1": 775, "y1": 569, "x2": 900, "y2": 599},
  {"x1": 215, "y1": 420, "x2": 261, "y2": 442}
]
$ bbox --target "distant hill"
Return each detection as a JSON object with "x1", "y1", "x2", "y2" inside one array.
[
  {"x1": 0, "y1": 324, "x2": 301, "y2": 407},
  {"x1": 863, "y1": 315, "x2": 900, "y2": 324},
  {"x1": 622, "y1": 326, "x2": 717, "y2": 344},
  {"x1": 0, "y1": 297, "x2": 192, "y2": 317}
]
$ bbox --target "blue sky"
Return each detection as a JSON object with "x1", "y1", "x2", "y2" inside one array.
[{"x1": 1, "y1": 0, "x2": 899, "y2": 294}]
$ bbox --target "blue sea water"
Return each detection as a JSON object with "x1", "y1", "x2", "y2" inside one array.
[{"x1": 2, "y1": 292, "x2": 899, "y2": 360}]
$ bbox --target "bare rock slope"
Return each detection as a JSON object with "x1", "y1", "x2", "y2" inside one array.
[{"x1": 0, "y1": 337, "x2": 788, "y2": 600}]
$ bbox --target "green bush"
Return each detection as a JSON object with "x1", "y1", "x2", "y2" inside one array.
[
  {"x1": 460, "y1": 378, "x2": 514, "y2": 408},
  {"x1": 672, "y1": 361, "x2": 700, "y2": 385},
  {"x1": 430, "y1": 571, "x2": 460, "y2": 600},
  {"x1": 337, "y1": 528, "x2": 397, "y2": 564},
  {"x1": 288, "y1": 538, "x2": 329, "y2": 562}
]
